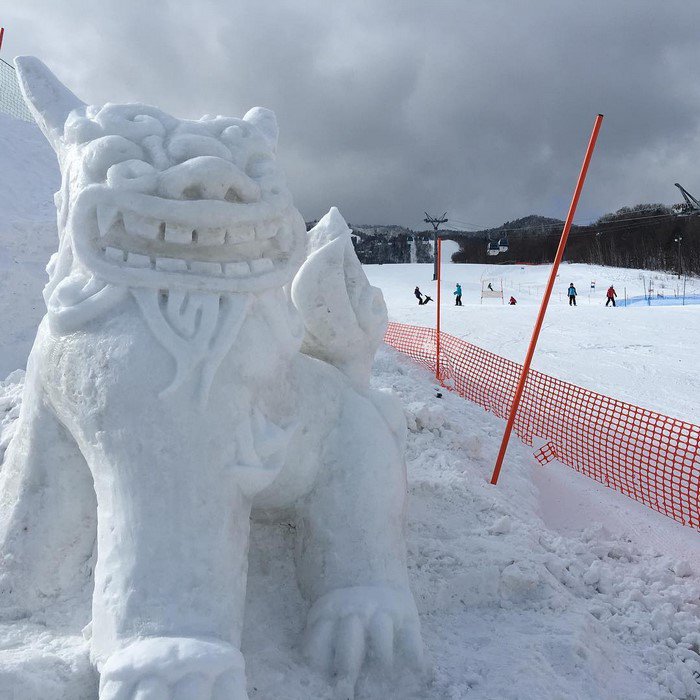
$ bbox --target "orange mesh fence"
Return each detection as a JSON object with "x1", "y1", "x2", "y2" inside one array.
[{"x1": 385, "y1": 321, "x2": 700, "y2": 530}]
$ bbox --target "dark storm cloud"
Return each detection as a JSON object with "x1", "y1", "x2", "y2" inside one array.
[{"x1": 5, "y1": 0, "x2": 700, "y2": 229}]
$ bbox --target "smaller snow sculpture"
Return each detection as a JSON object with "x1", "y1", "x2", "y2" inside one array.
[{"x1": 0, "y1": 57, "x2": 423, "y2": 699}]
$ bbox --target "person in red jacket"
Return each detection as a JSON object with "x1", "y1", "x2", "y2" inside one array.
[{"x1": 605, "y1": 285, "x2": 617, "y2": 307}]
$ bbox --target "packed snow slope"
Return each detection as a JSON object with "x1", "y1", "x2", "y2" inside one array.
[
  {"x1": 365, "y1": 262, "x2": 700, "y2": 422},
  {"x1": 0, "y1": 115, "x2": 698, "y2": 699},
  {"x1": 0, "y1": 113, "x2": 58, "y2": 377}
]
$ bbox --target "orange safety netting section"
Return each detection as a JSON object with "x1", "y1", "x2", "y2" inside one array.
[{"x1": 385, "y1": 321, "x2": 700, "y2": 530}]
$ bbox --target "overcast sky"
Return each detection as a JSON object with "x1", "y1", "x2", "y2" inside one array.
[{"x1": 4, "y1": 1, "x2": 700, "y2": 230}]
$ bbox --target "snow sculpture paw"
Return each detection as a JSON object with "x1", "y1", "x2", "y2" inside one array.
[
  {"x1": 98, "y1": 637, "x2": 248, "y2": 700},
  {"x1": 304, "y1": 586, "x2": 425, "y2": 699}
]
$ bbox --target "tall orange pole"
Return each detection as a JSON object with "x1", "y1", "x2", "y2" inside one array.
[
  {"x1": 490, "y1": 114, "x2": 604, "y2": 485},
  {"x1": 0, "y1": 27, "x2": 5, "y2": 52},
  {"x1": 436, "y1": 237, "x2": 442, "y2": 381}
]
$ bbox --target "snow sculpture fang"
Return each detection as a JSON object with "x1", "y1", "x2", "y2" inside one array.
[{"x1": 0, "y1": 57, "x2": 424, "y2": 699}]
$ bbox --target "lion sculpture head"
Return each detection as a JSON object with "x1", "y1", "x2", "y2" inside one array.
[{"x1": 16, "y1": 56, "x2": 307, "y2": 298}]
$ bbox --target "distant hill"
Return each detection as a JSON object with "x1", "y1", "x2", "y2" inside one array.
[
  {"x1": 312, "y1": 207, "x2": 700, "y2": 276},
  {"x1": 449, "y1": 207, "x2": 700, "y2": 275}
]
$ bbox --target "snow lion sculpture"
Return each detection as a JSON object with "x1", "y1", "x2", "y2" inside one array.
[{"x1": 0, "y1": 57, "x2": 423, "y2": 699}]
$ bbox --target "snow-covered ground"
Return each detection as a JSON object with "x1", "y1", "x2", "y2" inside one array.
[
  {"x1": 0, "y1": 115, "x2": 698, "y2": 699},
  {"x1": 366, "y1": 262, "x2": 700, "y2": 422}
]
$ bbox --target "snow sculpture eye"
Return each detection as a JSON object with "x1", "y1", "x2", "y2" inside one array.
[
  {"x1": 106, "y1": 159, "x2": 158, "y2": 193},
  {"x1": 83, "y1": 135, "x2": 145, "y2": 181}
]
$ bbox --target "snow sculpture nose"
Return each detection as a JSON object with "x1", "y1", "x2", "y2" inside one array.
[{"x1": 157, "y1": 156, "x2": 261, "y2": 203}]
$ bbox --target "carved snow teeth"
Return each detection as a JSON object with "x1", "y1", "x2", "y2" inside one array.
[
  {"x1": 156, "y1": 258, "x2": 188, "y2": 272},
  {"x1": 121, "y1": 211, "x2": 162, "y2": 240},
  {"x1": 126, "y1": 252, "x2": 150, "y2": 268},
  {"x1": 250, "y1": 258, "x2": 274, "y2": 273},
  {"x1": 197, "y1": 227, "x2": 227, "y2": 246},
  {"x1": 189, "y1": 261, "x2": 223, "y2": 275},
  {"x1": 236, "y1": 224, "x2": 256, "y2": 243},
  {"x1": 97, "y1": 204, "x2": 121, "y2": 236},
  {"x1": 104, "y1": 246, "x2": 125, "y2": 262},
  {"x1": 92, "y1": 200, "x2": 297, "y2": 283},
  {"x1": 163, "y1": 222, "x2": 193, "y2": 244},
  {"x1": 223, "y1": 262, "x2": 251, "y2": 276}
]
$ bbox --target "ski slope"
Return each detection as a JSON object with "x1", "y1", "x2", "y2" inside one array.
[
  {"x1": 0, "y1": 115, "x2": 698, "y2": 699},
  {"x1": 366, "y1": 262, "x2": 700, "y2": 422}
]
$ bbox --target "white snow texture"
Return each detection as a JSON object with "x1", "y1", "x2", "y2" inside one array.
[{"x1": 0, "y1": 57, "x2": 422, "y2": 699}]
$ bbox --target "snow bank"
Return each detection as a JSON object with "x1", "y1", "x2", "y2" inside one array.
[{"x1": 1, "y1": 349, "x2": 698, "y2": 699}]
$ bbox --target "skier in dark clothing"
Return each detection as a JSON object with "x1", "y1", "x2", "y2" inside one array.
[
  {"x1": 454, "y1": 283, "x2": 462, "y2": 306},
  {"x1": 567, "y1": 283, "x2": 577, "y2": 306},
  {"x1": 509, "y1": 296, "x2": 517, "y2": 305},
  {"x1": 606, "y1": 285, "x2": 617, "y2": 307},
  {"x1": 414, "y1": 286, "x2": 433, "y2": 305}
]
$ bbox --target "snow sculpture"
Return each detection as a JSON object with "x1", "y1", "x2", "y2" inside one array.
[{"x1": 0, "y1": 57, "x2": 423, "y2": 699}]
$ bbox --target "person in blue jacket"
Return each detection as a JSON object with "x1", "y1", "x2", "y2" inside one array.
[
  {"x1": 567, "y1": 283, "x2": 577, "y2": 306},
  {"x1": 454, "y1": 283, "x2": 463, "y2": 306}
]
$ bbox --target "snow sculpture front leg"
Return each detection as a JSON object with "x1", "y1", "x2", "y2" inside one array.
[
  {"x1": 41, "y1": 301, "x2": 265, "y2": 700},
  {"x1": 297, "y1": 391, "x2": 424, "y2": 698},
  {"x1": 291, "y1": 209, "x2": 424, "y2": 696}
]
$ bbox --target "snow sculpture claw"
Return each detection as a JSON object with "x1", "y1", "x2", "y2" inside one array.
[
  {"x1": 99, "y1": 638, "x2": 248, "y2": 700},
  {"x1": 0, "y1": 56, "x2": 421, "y2": 698},
  {"x1": 305, "y1": 586, "x2": 425, "y2": 699}
]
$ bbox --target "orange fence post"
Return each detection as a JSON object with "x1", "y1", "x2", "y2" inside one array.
[
  {"x1": 436, "y1": 237, "x2": 442, "y2": 381},
  {"x1": 490, "y1": 114, "x2": 604, "y2": 485}
]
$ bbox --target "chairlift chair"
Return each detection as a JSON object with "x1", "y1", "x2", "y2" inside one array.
[
  {"x1": 498, "y1": 236, "x2": 509, "y2": 253},
  {"x1": 487, "y1": 241, "x2": 500, "y2": 256}
]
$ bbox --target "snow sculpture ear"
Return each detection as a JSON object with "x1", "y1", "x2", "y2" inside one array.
[
  {"x1": 291, "y1": 207, "x2": 388, "y2": 390},
  {"x1": 243, "y1": 106, "x2": 279, "y2": 152},
  {"x1": 14, "y1": 56, "x2": 86, "y2": 153}
]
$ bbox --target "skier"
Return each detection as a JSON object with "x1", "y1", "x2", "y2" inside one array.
[
  {"x1": 606, "y1": 285, "x2": 617, "y2": 307},
  {"x1": 567, "y1": 283, "x2": 577, "y2": 306},
  {"x1": 454, "y1": 283, "x2": 462, "y2": 306},
  {"x1": 509, "y1": 296, "x2": 517, "y2": 305},
  {"x1": 414, "y1": 286, "x2": 433, "y2": 305},
  {"x1": 487, "y1": 282, "x2": 494, "y2": 291}
]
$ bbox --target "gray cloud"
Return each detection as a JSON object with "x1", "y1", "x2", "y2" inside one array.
[{"x1": 4, "y1": 0, "x2": 700, "y2": 229}]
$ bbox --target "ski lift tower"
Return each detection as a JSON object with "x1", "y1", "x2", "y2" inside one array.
[
  {"x1": 673, "y1": 184, "x2": 699, "y2": 278},
  {"x1": 674, "y1": 183, "x2": 700, "y2": 216},
  {"x1": 424, "y1": 212, "x2": 448, "y2": 280}
]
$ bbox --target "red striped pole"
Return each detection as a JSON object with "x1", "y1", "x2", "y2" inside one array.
[
  {"x1": 490, "y1": 114, "x2": 604, "y2": 485},
  {"x1": 436, "y1": 237, "x2": 442, "y2": 381}
]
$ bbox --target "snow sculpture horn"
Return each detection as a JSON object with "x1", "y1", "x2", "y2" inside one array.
[
  {"x1": 15, "y1": 56, "x2": 86, "y2": 152},
  {"x1": 0, "y1": 57, "x2": 424, "y2": 700}
]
